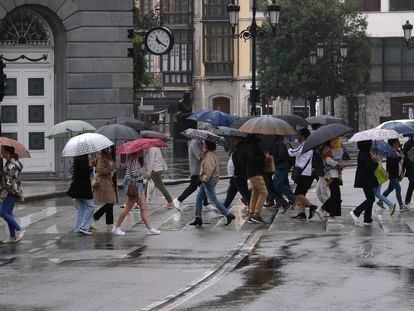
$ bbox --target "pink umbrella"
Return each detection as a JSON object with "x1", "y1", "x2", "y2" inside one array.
[{"x1": 116, "y1": 138, "x2": 167, "y2": 155}]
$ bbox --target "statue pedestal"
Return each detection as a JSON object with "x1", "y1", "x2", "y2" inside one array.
[{"x1": 172, "y1": 120, "x2": 197, "y2": 157}]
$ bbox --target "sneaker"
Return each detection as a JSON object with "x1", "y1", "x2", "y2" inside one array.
[
  {"x1": 173, "y1": 198, "x2": 181, "y2": 211},
  {"x1": 2, "y1": 237, "x2": 16, "y2": 244},
  {"x1": 327, "y1": 218, "x2": 336, "y2": 223},
  {"x1": 315, "y1": 208, "x2": 326, "y2": 222},
  {"x1": 107, "y1": 224, "x2": 114, "y2": 232},
  {"x1": 79, "y1": 228, "x2": 93, "y2": 235},
  {"x1": 308, "y1": 205, "x2": 318, "y2": 220},
  {"x1": 363, "y1": 220, "x2": 375, "y2": 226},
  {"x1": 280, "y1": 203, "x2": 292, "y2": 214},
  {"x1": 203, "y1": 205, "x2": 213, "y2": 212},
  {"x1": 112, "y1": 227, "x2": 126, "y2": 236},
  {"x1": 291, "y1": 212, "x2": 307, "y2": 220},
  {"x1": 349, "y1": 210, "x2": 360, "y2": 224},
  {"x1": 390, "y1": 204, "x2": 397, "y2": 216},
  {"x1": 90, "y1": 221, "x2": 97, "y2": 231},
  {"x1": 250, "y1": 214, "x2": 265, "y2": 224},
  {"x1": 15, "y1": 229, "x2": 26, "y2": 242},
  {"x1": 400, "y1": 204, "x2": 409, "y2": 210},
  {"x1": 146, "y1": 228, "x2": 161, "y2": 235},
  {"x1": 376, "y1": 201, "x2": 385, "y2": 209}
]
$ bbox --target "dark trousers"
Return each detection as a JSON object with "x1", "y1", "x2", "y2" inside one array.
[
  {"x1": 93, "y1": 203, "x2": 114, "y2": 225},
  {"x1": 354, "y1": 187, "x2": 375, "y2": 222},
  {"x1": 321, "y1": 178, "x2": 341, "y2": 216},
  {"x1": 272, "y1": 168, "x2": 294, "y2": 207},
  {"x1": 223, "y1": 177, "x2": 251, "y2": 208},
  {"x1": 405, "y1": 177, "x2": 414, "y2": 204},
  {"x1": 178, "y1": 175, "x2": 207, "y2": 205},
  {"x1": 264, "y1": 172, "x2": 276, "y2": 204}
]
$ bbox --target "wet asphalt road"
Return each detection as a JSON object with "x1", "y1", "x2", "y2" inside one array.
[{"x1": 1, "y1": 168, "x2": 414, "y2": 311}]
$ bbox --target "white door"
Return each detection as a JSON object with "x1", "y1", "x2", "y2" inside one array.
[{"x1": 2, "y1": 68, "x2": 55, "y2": 172}]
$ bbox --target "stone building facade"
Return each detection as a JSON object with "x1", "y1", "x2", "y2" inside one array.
[{"x1": 0, "y1": 0, "x2": 133, "y2": 175}]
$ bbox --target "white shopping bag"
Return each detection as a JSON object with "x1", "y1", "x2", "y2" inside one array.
[{"x1": 146, "y1": 178, "x2": 155, "y2": 202}]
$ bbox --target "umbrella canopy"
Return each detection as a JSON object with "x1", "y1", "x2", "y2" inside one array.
[
  {"x1": 215, "y1": 127, "x2": 248, "y2": 138},
  {"x1": 349, "y1": 128, "x2": 401, "y2": 143},
  {"x1": 380, "y1": 122, "x2": 414, "y2": 135},
  {"x1": 0, "y1": 137, "x2": 31, "y2": 158},
  {"x1": 239, "y1": 116, "x2": 296, "y2": 136},
  {"x1": 187, "y1": 109, "x2": 236, "y2": 126},
  {"x1": 371, "y1": 140, "x2": 398, "y2": 158},
  {"x1": 95, "y1": 124, "x2": 140, "y2": 142},
  {"x1": 117, "y1": 138, "x2": 167, "y2": 155},
  {"x1": 140, "y1": 130, "x2": 169, "y2": 141},
  {"x1": 181, "y1": 128, "x2": 224, "y2": 145},
  {"x1": 46, "y1": 120, "x2": 96, "y2": 139},
  {"x1": 230, "y1": 116, "x2": 255, "y2": 129},
  {"x1": 302, "y1": 124, "x2": 353, "y2": 153},
  {"x1": 306, "y1": 115, "x2": 347, "y2": 126},
  {"x1": 107, "y1": 117, "x2": 146, "y2": 132},
  {"x1": 275, "y1": 114, "x2": 308, "y2": 131},
  {"x1": 62, "y1": 133, "x2": 113, "y2": 157}
]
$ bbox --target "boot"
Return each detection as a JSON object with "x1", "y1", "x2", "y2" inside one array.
[
  {"x1": 189, "y1": 217, "x2": 203, "y2": 226},
  {"x1": 225, "y1": 213, "x2": 236, "y2": 226}
]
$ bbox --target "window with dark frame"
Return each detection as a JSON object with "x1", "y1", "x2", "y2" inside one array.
[
  {"x1": 390, "y1": 0, "x2": 414, "y2": 11},
  {"x1": 203, "y1": 0, "x2": 233, "y2": 77},
  {"x1": 358, "y1": 0, "x2": 381, "y2": 11}
]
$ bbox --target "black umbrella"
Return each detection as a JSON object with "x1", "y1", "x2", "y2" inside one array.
[
  {"x1": 215, "y1": 127, "x2": 248, "y2": 138},
  {"x1": 95, "y1": 124, "x2": 141, "y2": 142},
  {"x1": 302, "y1": 124, "x2": 353, "y2": 153},
  {"x1": 107, "y1": 117, "x2": 146, "y2": 131},
  {"x1": 140, "y1": 130, "x2": 170, "y2": 141},
  {"x1": 306, "y1": 115, "x2": 347, "y2": 126},
  {"x1": 229, "y1": 116, "x2": 255, "y2": 129},
  {"x1": 275, "y1": 114, "x2": 308, "y2": 130}
]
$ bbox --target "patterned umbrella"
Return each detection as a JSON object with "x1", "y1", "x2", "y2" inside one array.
[
  {"x1": 116, "y1": 138, "x2": 167, "y2": 155},
  {"x1": 187, "y1": 109, "x2": 236, "y2": 126},
  {"x1": 46, "y1": 120, "x2": 96, "y2": 139},
  {"x1": 0, "y1": 137, "x2": 31, "y2": 158},
  {"x1": 239, "y1": 116, "x2": 296, "y2": 135},
  {"x1": 181, "y1": 128, "x2": 224, "y2": 145},
  {"x1": 349, "y1": 128, "x2": 401, "y2": 142},
  {"x1": 62, "y1": 133, "x2": 113, "y2": 157}
]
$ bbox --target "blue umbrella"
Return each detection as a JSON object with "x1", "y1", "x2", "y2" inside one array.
[
  {"x1": 187, "y1": 109, "x2": 236, "y2": 126},
  {"x1": 381, "y1": 122, "x2": 414, "y2": 135},
  {"x1": 371, "y1": 140, "x2": 398, "y2": 158}
]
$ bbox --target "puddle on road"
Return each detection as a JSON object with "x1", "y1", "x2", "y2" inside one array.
[{"x1": 360, "y1": 263, "x2": 414, "y2": 290}]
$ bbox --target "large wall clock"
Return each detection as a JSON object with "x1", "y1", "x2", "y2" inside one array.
[{"x1": 144, "y1": 27, "x2": 174, "y2": 55}]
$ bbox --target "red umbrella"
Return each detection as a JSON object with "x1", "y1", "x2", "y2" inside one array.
[
  {"x1": 0, "y1": 137, "x2": 31, "y2": 158},
  {"x1": 117, "y1": 138, "x2": 167, "y2": 155}
]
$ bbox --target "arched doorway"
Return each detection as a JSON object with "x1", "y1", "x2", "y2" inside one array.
[
  {"x1": 0, "y1": 9, "x2": 55, "y2": 172},
  {"x1": 212, "y1": 96, "x2": 230, "y2": 114}
]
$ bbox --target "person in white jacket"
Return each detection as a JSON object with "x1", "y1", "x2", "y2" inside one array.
[{"x1": 145, "y1": 147, "x2": 174, "y2": 208}]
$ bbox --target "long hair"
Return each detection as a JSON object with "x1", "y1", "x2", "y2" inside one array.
[{"x1": 2, "y1": 145, "x2": 19, "y2": 160}]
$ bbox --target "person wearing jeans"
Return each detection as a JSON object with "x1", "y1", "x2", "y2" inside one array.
[
  {"x1": 67, "y1": 154, "x2": 95, "y2": 235},
  {"x1": 0, "y1": 145, "x2": 25, "y2": 244},
  {"x1": 350, "y1": 140, "x2": 379, "y2": 225},
  {"x1": 190, "y1": 141, "x2": 235, "y2": 226}
]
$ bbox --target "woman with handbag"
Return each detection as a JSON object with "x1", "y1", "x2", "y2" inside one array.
[
  {"x1": 67, "y1": 154, "x2": 95, "y2": 235},
  {"x1": 0, "y1": 146, "x2": 25, "y2": 243},
  {"x1": 112, "y1": 151, "x2": 160, "y2": 236},
  {"x1": 144, "y1": 146, "x2": 174, "y2": 208},
  {"x1": 189, "y1": 140, "x2": 236, "y2": 226},
  {"x1": 377, "y1": 139, "x2": 406, "y2": 212},
  {"x1": 92, "y1": 147, "x2": 118, "y2": 231}
]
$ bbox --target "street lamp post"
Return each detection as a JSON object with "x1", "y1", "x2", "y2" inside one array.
[
  {"x1": 402, "y1": 20, "x2": 413, "y2": 49},
  {"x1": 309, "y1": 41, "x2": 348, "y2": 116},
  {"x1": 228, "y1": 0, "x2": 281, "y2": 116}
]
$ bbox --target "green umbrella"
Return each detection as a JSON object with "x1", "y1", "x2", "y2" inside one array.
[{"x1": 46, "y1": 120, "x2": 96, "y2": 139}]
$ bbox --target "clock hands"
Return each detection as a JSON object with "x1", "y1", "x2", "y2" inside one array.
[{"x1": 155, "y1": 36, "x2": 167, "y2": 48}]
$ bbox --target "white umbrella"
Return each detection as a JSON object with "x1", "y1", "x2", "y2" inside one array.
[
  {"x1": 62, "y1": 133, "x2": 114, "y2": 157},
  {"x1": 349, "y1": 128, "x2": 402, "y2": 143}
]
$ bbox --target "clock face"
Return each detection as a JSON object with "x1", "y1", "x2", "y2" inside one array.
[{"x1": 145, "y1": 27, "x2": 174, "y2": 55}]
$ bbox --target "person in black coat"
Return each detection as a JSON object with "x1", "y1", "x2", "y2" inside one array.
[
  {"x1": 67, "y1": 154, "x2": 95, "y2": 235},
  {"x1": 402, "y1": 136, "x2": 414, "y2": 205},
  {"x1": 350, "y1": 140, "x2": 379, "y2": 225}
]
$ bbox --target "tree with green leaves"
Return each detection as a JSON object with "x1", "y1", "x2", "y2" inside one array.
[
  {"x1": 258, "y1": 0, "x2": 371, "y2": 116},
  {"x1": 132, "y1": 7, "x2": 151, "y2": 97}
]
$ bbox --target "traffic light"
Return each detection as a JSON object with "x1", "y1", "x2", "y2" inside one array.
[
  {"x1": 127, "y1": 48, "x2": 134, "y2": 58},
  {"x1": 127, "y1": 29, "x2": 134, "y2": 39},
  {"x1": 0, "y1": 60, "x2": 6, "y2": 102}
]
